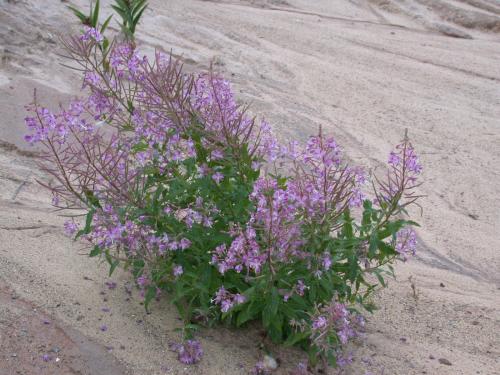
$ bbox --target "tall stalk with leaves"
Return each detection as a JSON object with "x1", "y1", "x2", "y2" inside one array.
[
  {"x1": 25, "y1": 19, "x2": 423, "y2": 372},
  {"x1": 112, "y1": 0, "x2": 148, "y2": 39},
  {"x1": 68, "y1": 0, "x2": 148, "y2": 41}
]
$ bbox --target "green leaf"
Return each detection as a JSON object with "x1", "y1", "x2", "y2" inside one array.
[
  {"x1": 268, "y1": 313, "x2": 284, "y2": 342},
  {"x1": 377, "y1": 240, "x2": 395, "y2": 256},
  {"x1": 373, "y1": 269, "x2": 386, "y2": 287},
  {"x1": 368, "y1": 231, "x2": 378, "y2": 257},
  {"x1": 109, "y1": 259, "x2": 119, "y2": 276},
  {"x1": 101, "y1": 15, "x2": 113, "y2": 34},
  {"x1": 92, "y1": 0, "x2": 100, "y2": 28},
  {"x1": 67, "y1": 6, "x2": 88, "y2": 23},
  {"x1": 84, "y1": 189, "x2": 102, "y2": 209},
  {"x1": 132, "y1": 4, "x2": 147, "y2": 26},
  {"x1": 89, "y1": 245, "x2": 101, "y2": 257},
  {"x1": 236, "y1": 300, "x2": 259, "y2": 326},
  {"x1": 76, "y1": 208, "x2": 95, "y2": 239},
  {"x1": 102, "y1": 38, "x2": 109, "y2": 52},
  {"x1": 262, "y1": 287, "x2": 279, "y2": 328},
  {"x1": 144, "y1": 285, "x2": 156, "y2": 310},
  {"x1": 284, "y1": 330, "x2": 309, "y2": 346}
]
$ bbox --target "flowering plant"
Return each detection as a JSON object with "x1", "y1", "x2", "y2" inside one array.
[{"x1": 25, "y1": 27, "x2": 422, "y2": 369}]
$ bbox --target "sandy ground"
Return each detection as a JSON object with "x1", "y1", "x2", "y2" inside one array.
[{"x1": 1, "y1": 0, "x2": 500, "y2": 374}]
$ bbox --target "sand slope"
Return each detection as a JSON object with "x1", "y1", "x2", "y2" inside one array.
[{"x1": 0, "y1": 0, "x2": 499, "y2": 374}]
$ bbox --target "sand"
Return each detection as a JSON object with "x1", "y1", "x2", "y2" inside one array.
[{"x1": 0, "y1": 0, "x2": 499, "y2": 374}]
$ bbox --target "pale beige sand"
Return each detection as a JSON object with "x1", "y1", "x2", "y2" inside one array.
[{"x1": 0, "y1": 0, "x2": 499, "y2": 374}]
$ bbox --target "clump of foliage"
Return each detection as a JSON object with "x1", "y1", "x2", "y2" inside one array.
[
  {"x1": 68, "y1": 0, "x2": 147, "y2": 40},
  {"x1": 111, "y1": 0, "x2": 148, "y2": 38},
  {"x1": 25, "y1": 12, "x2": 422, "y2": 371}
]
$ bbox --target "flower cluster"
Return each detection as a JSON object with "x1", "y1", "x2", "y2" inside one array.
[
  {"x1": 211, "y1": 132, "x2": 368, "y2": 279},
  {"x1": 170, "y1": 340, "x2": 203, "y2": 365},
  {"x1": 310, "y1": 301, "x2": 364, "y2": 347},
  {"x1": 395, "y1": 227, "x2": 417, "y2": 260},
  {"x1": 26, "y1": 28, "x2": 423, "y2": 371},
  {"x1": 289, "y1": 298, "x2": 365, "y2": 366},
  {"x1": 378, "y1": 138, "x2": 422, "y2": 204},
  {"x1": 80, "y1": 26, "x2": 104, "y2": 43},
  {"x1": 213, "y1": 286, "x2": 246, "y2": 312}
]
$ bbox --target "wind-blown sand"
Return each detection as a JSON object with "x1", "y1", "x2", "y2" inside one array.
[{"x1": 0, "y1": 0, "x2": 499, "y2": 374}]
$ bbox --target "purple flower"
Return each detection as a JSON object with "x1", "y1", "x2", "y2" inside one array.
[
  {"x1": 83, "y1": 71, "x2": 100, "y2": 87},
  {"x1": 213, "y1": 286, "x2": 245, "y2": 312},
  {"x1": 212, "y1": 172, "x2": 224, "y2": 184},
  {"x1": 170, "y1": 340, "x2": 203, "y2": 365},
  {"x1": 51, "y1": 194, "x2": 60, "y2": 206},
  {"x1": 105, "y1": 281, "x2": 117, "y2": 290},
  {"x1": 251, "y1": 361, "x2": 266, "y2": 375},
  {"x1": 64, "y1": 220, "x2": 79, "y2": 236},
  {"x1": 136, "y1": 275, "x2": 149, "y2": 287},
  {"x1": 100, "y1": 324, "x2": 108, "y2": 332},
  {"x1": 296, "y1": 280, "x2": 307, "y2": 296},
  {"x1": 312, "y1": 316, "x2": 328, "y2": 331},
  {"x1": 197, "y1": 163, "x2": 210, "y2": 177},
  {"x1": 381, "y1": 140, "x2": 422, "y2": 202},
  {"x1": 202, "y1": 216, "x2": 213, "y2": 228},
  {"x1": 290, "y1": 362, "x2": 309, "y2": 375},
  {"x1": 42, "y1": 354, "x2": 52, "y2": 362},
  {"x1": 336, "y1": 351, "x2": 354, "y2": 367},
  {"x1": 395, "y1": 227, "x2": 417, "y2": 260},
  {"x1": 220, "y1": 299, "x2": 233, "y2": 312},
  {"x1": 173, "y1": 265, "x2": 183, "y2": 277},
  {"x1": 211, "y1": 149, "x2": 224, "y2": 160},
  {"x1": 321, "y1": 253, "x2": 332, "y2": 270},
  {"x1": 388, "y1": 151, "x2": 400, "y2": 166},
  {"x1": 179, "y1": 238, "x2": 191, "y2": 250},
  {"x1": 80, "y1": 27, "x2": 104, "y2": 43},
  {"x1": 234, "y1": 294, "x2": 246, "y2": 304}
]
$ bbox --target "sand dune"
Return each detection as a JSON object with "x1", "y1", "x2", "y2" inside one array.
[{"x1": 1, "y1": 0, "x2": 499, "y2": 374}]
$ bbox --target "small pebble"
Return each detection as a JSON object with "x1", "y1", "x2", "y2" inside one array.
[
  {"x1": 262, "y1": 354, "x2": 278, "y2": 370},
  {"x1": 438, "y1": 358, "x2": 452, "y2": 366}
]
